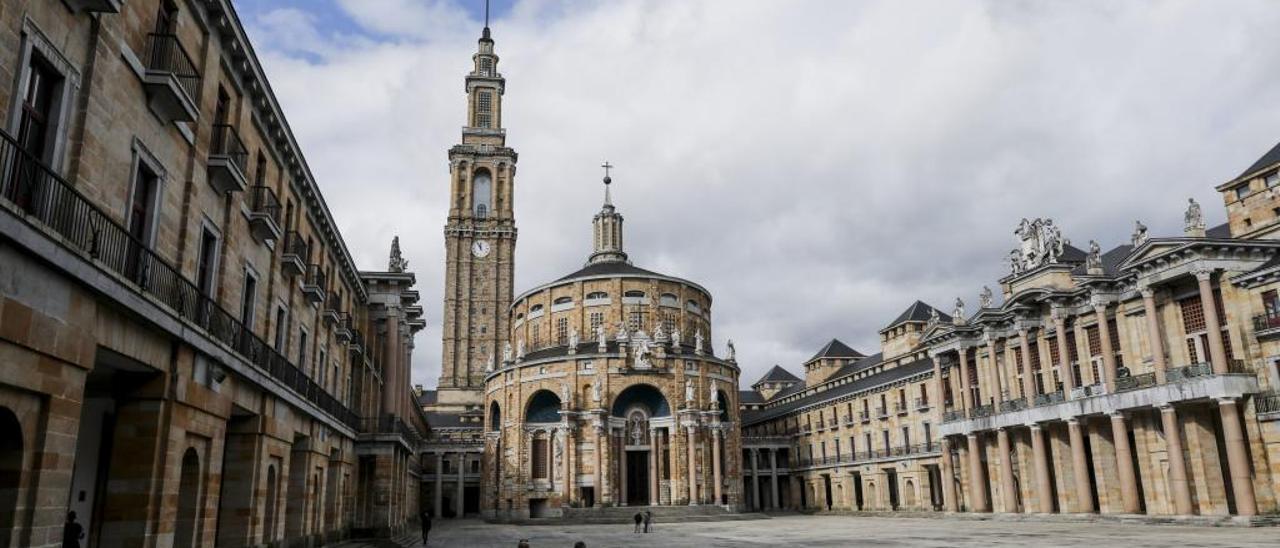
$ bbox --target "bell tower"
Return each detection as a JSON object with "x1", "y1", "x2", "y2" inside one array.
[{"x1": 438, "y1": 16, "x2": 517, "y2": 409}]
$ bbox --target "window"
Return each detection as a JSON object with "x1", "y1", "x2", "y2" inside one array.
[
  {"x1": 155, "y1": 0, "x2": 179, "y2": 34},
  {"x1": 318, "y1": 349, "x2": 327, "y2": 386},
  {"x1": 298, "y1": 328, "x2": 309, "y2": 370},
  {"x1": 659, "y1": 293, "x2": 679, "y2": 307},
  {"x1": 240, "y1": 269, "x2": 258, "y2": 330},
  {"x1": 531, "y1": 438, "x2": 548, "y2": 479},
  {"x1": 472, "y1": 171, "x2": 492, "y2": 219},
  {"x1": 924, "y1": 423, "x2": 932, "y2": 446},
  {"x1": 1238, "y1": 184, "x2": 1252, "y2": 200},
  {"x1": 273, "y1": 305, "x2": 288, "y2": 350},
  {"x1": 479, "y1": 57, "x2": 493, "y2": 76},
  {"x1": 553, "y1": 296, "x2": 573, "y2": 305},
  {"x1": 15, "y1": 55, "x2": 61, "y2": 167},
  {"x1": 126, "y1": 158, "x2": 162, "y2": 248},
  {"x1": 1267, "y1": 172, "x2": 1280, "y2": 188},
  {"x1": 662, "y1": 311, "x2": 676, "y2": 335},
  {"x1": 556, "y1": 317, "x2": 569, "y2": 346},
  {"x1": 254, "y1": 152, "x2": 267, "y2": 186},
  {"x1": 476, "y1": 91, "x2": 493, "y2": 128},
  {"x1": 902, "y1": 426, "x2": 911, "y2": 449},
  {"x1": 586, "y1": 291, "x2": 608, "y2": 300},
  {"x1": 195, "y1": 227, "x2": 220, "y2": 296},
  {"x1": 628, "y1": 310, "x2": 644, "y2": 332},
  {"x1": 589, "y1": 312, "x2": 604, "y2": 334},
  {"x1": 624, "y1": 290, "x2": 646, "y2": 299}
]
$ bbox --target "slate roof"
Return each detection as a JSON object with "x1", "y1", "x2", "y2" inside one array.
[
  {"x1": 423, "y1": 411, "x2": 480, "y2": 428},
  {"x1": 739, "y1": 390, "x2": 765, "y2": 405},
  {"x1": 754, "y1": 365, "x2": 801, "y2": 385},
  {"x1": 1239, "y1": 139, "x2": 1280, "y2": 179},
  {"x1": 1071, "y1": 244, "x2": 1135, "y2": 277},
  {"x1": 554, "y1": 261, "x2": 670, "y2": 283},
  {"x1": 806, "y1": 339, "x2": 864, "y2": 363},
  {"x1": 830, "y1": 351, "x2": 884, "y2": 380},
  {"x1": 417, "y1": 390, "x2": 437, "y2": 406},
  {"x1": 1207, "y1": 222, "x2": 1231, "y2": 239},
  {"x1": 743, "y1": 356, "x2": 934, "y2": 425},
  {"x1": 885, "y1": 301, "x2": 950, "y2": 329}
]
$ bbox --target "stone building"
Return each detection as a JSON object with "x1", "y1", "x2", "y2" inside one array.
[
  {"x1": 739, "y1": 143, "x2": 1280, "y2": 521},
  {"x1": 0, "y1": 1, "x2": 426, "y2": 546}
]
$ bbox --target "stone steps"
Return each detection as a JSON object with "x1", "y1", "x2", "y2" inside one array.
[{"x1": 501, "y1": 505, "x2": 770, "y2": 525}]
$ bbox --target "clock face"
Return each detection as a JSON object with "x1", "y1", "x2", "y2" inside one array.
[{"x1": 472, "y1": 240, "x2": 491, "y2": 258}]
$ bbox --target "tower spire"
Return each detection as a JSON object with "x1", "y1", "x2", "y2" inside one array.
[
  {"x1": 482, "y1": 0, "x2": 492, "y2": 40},
  {"x1": 590, "y1": 162, "x2": 627, "y2": 265}
]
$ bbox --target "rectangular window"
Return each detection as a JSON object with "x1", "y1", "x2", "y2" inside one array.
[
  {"x1": 628, "y1": 310, "x2": 644, "y2": 332},
  {"x1": 15, "y1": 55, "x2": 61, "y2": 165},
  {"x1": 476, "y1": 91, "x2": 493, "y2": 128},
  {"x1": 126, "y1": 160, "x2": 161, "y2": 248},
  {"x1": 318, "y1": 349, "x2": 328, "y2": 386},
  {"x1": 195, "y1": 227, "x2": 219, "y2": 296},
  {"x1": 273, "y1": 306, "x2": 288, "y2": 350},
  {"x1": 589, "y1": 312, "x2": 604, "y2": 334},
  {"x1": 531, "y1": 438, "x2": 548, "y2": 479},
  {"x1": 556, "y1": 317, "x2": 569, "y2": 346},
  {"x1": 298, "y1": 328, "x2": 309, "y2": 370},
  {"x1": 1267, "y1": 172, "x2": 1280, "y2": 188},
  {"x1": 924, "y1": 423, "x2": 932, "y2": 446},
  {"x1": 902, "y1": 426, "x2": 911, "y2": 448},
  {"x1": 240, "y1": 269, "x2": 257, "y2": 330}
]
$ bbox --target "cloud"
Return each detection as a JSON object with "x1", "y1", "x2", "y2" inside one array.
[{"x1": 242, "y1": 0, "x2": 1280, "y2": 389}]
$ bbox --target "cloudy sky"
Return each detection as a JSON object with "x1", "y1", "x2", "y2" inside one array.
[{"x1": 237, "y1": 0, "x2": 1280, "y2": 389}]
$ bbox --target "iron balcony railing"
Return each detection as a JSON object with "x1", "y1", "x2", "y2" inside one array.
[
  {"x1": 210, "y1": 123, "x2": 249, "y2": 175},
  {"x1": 1253, "y1": 310, "x2": 1280, "y2": 333},
  {"x1": 970, "y1": 404, "x2": 995, "y2": 418},
  {"x1": 942, "y1": 409, "x2": 964, "y2": 423},
  {"x1": 1115, "y1": 372, "x2": 1158, "y2": 392},
  {"x1": 282, "y1": 230, "x2": 308, "y2": 258},
  {"x1": 249, "y1": 185, "x2": 281, "y2": 223},
  {"x1": 144, "y1": 33, "x2": 200, "y2": 102},
  {"x1": 859, "y1": 410, "x2": 871, "y2": 423},
  {"x1": 914, "y1": 398, "x2": 930, "y2": 411},
  {"x1": 0, "y1": 128, "x2": 358, "y2": 429},
  {"x1": 876, "y1": 407, "x2": 889, "y2": 419},
  {"x1": 1166, "y1": 362, "x2": 1211, "y2": 382},
  {"x1": 1256, "y1": 390, "x2": 1280, "y2": 415},
  {"x1": 1032, "y1": 390, "x2": 1065, "y2": 406},
  {"x1": 894, "y1": 402, "x2": 908, "y2": 415},
  {"x1": 998, "y1": 398, "x2": 1027, "y2": 413}
]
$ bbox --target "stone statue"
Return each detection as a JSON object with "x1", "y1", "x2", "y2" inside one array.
[
  {"x1": 726, "y1": 339, "x2": 736, "y2": 362},
  {"x1": 596, "y1": 324, "x2": 607, "y2": 352},
  {"x1": 1008, "y1": 249, "x2": 1022, "y2": 275},
  {"x1": 568, "y1": 326, "x2": 579, "y2": 349},
  {"x1": 694, "y1": 329, "x2": 704, "y2": 355},
  {"x1": 1086, "y1": 240, "x2": 1102, "y2": 272},
  {"x1": 630, "y1": 417, "x2": 644, "y2": 445},
  {"x1": 502, "y1": 341, "x2": 513, "y2": 363},
  {"x1": 928, "y1": 307, "x2": 940, "y2": 325},
  {"x1": 1131, "y1": 220, "x2": 1149, "y2": 247},
  {"x1": 561, "y1": 382, "x2": 571, "y2": 406},
  {"x1": 485, "y1": 352, "x2": 495, "y2": 373},
  {"x1": 1012, "y1": 217, "x2": 1068, "y2": 272},
  {"x1": 685, "y1": 379, "x2": 695, "y2": 403},
  {"x1": 1185, "y1": 197, "x2": 1205, "y2": 233},
  {"x1": 615, "y1": 321, "x2": 628, "y2": 342},
  {"x1": 388, "y1": 236, "x2": 408, "y2": 272},
  {"x1": 633, "y1": 338, "x2": 652, "y2": 369},
  {"x1": 516, "y1": 339, "x2": 525, "y2": 360},
  {"x1": 952, "y1": 298, "x2": 965, "y2": 322},
  {"x1": 653, "y1": 322, "x2": 667, "y2": 343},
  {"x1": 710, "y1": 380, "x2": 720, "y2": 408},
  {"x1": 554, "y1": 431, "x2": 564, "y2": 469},
  {"x1": 979, "y1": 286, "x2": 994, "y2": 309},
  {"x1": 671, "y1": 329, "x2": 682, "y2": 350},
  {"x1": 591, "y1": 382, "x2": 601, "y2": 402}
]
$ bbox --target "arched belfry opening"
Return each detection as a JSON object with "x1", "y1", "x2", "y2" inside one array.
[{"x1": 472, "y1": 168, "x2": 492, "y2": 219}]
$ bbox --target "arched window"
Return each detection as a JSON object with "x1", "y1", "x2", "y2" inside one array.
[
  {"x1": 175, "y1": 448, "x2": 202, "y2": 548},
  {"x1": 472, "y1": 171, "x2": 492, "y2": 219},
  {"x1": 624, "y1": 290, "x2": 646, "y2": 298},
  {"x1": 489, "y1": 401, "x2": 502, "y2": 431},
  {"x1": 553, "y1": 297, "x2": 572, "y2": 305},
  {"x1": 585, "y1": 291, "x2": 608, "y2": 300},
  {"x1": 530, "y1": 304, "x2": 544, "y2": 313},
  {"x1": 263, "y1": 463, "x2": 279, "y2": 542},
  {"x1": 659, "y1": 293, "x2": 679, "y2": 307}
]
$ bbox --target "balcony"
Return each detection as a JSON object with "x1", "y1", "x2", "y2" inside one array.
[
  {"x1": 207, "y1": 124, "x2": 249, "y2": 194},
  {"x1": 876, "y1": 407, "x2": 889, "y2": 420},
  {"x1": 842, "y1": 415, "x2": 855, "y2": 427},
  {"x1": 0, "y1": 128, "x2": 359, "y2": 430},
  {"x1": 280, "y1": 231, "x2": 307, "y2": 278},
  {"x1": 247, "y1": 185, "x2": 281, "y2": 244},
  {"x1": 349, "y1": 328, "x2": 365, "y2": 357},
  {"x1": 1115, "y1": 372, "x2": 1157, "y2": 393},
  {"x1": 915, "y1": 398, "x2": 930, "y2": 411},
  {"x1": 1257, "y1": 390, "x2": 1280, "y2": 417},
  {"x1": 323, "y1": 305, "x2": 341, "y2": 328},
  {"x1": 65, "y1": 0, "x2": 122, "y2": 12},
  {"x1": 1032, "y1": 390, "x2": 1065, "y2": 406},
  {"x1": 859, "y1": 410, "x2": 871, "y2": 423},
  {"x1": 1253, "y1": 311, "x2": 1280, "y2": 339},
  {"x1": 998, "y1": 398, "x2": 1027, "y2": 413},
  {"x1": 302, "y1": 264, "x2": 326, "y2": 304},
  {"x1": 895, "y1": 402, "x2": 909, "y2": 416},
  {"x1": 942, "y1": 409, "x2": 964, "y2": 423},
  {"x1": 335, "y1": 313, "x2": 353, "y2": 343},
  {"x1": 142, "y1": 33, "x2": 199, "y2": 122}
]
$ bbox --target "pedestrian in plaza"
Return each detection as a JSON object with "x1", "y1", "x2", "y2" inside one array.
[
  {"x1": 62, "y1": 511, "x2": 84, "y2": 548},
  {"x1": 420, "y1": 510, "x2": 432, "y2": 546},
  {"x1": 643, "y1": 510, "x2": 653, "y2": 533},
  {"x1": 633, "y1": 512, "x2": 643, "y2": 533},
  {"x1": 574, "y1": 543, "x2": 586, "y2": 548},
  {"x1": 517, "y1": 540, "x2": 530, "y2": 548}
]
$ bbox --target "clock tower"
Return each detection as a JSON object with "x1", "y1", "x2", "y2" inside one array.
[{"x1": 438, "y1": 22, "x2": 516, "y2": 409}]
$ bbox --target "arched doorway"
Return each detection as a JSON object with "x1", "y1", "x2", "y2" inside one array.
[
  {"x1": 904, "y1": 479, "x2": 917, "y2": 508},
  {"x1": 524, "y1": 390, "x2": 562, "y2": 518},
  {"x1": 0, "y1": 407, "x2": 23, "y2": 548},
  {"x1": 263, "y1": 463, "x2": 278, "y2": 543},
  {"x1": 610, "y1": 384, "x2": 671, "y2": 506},
  {"x1": 174, "y1": 448, "x2": 202, "y2": 548}
]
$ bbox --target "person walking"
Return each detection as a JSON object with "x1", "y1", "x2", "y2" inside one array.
[
  {"x1": 62, "y1": 511, "x2": 84, "y2": 548},
  {"x1": 633, "y1": 512, "x2": 643, "y2": 533},
  {"x1": 420, "y1": 510, "x2": 432, "y2": 546},
  {"x1": 643, "y1": 510, "x2": 653, "y2": 533}
]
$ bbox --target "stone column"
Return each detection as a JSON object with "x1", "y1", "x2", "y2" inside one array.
[
  {"x1": 931, "y1": 354, "x2": 945, "y2": 411},
  {"x1": 1141, "y1": 286, "x2": 1169, "y2": 383},
  {"x1": 686, "y1": 425, "x2": 699, "y2": 505},
  {"x1": 940, "y1": 437, "x2": 958, "y2": 512},
  {"x1": 996, "y1": 428, "x2": 1017, "y2": 513},
  {"x1": 1109, "y1": 413, "x2": 1141, "y2": 514},
  {"x1": 966, "y1": 433, "x2": 989, "y2": 512},
  {"x1": 1197, "y1": 269, "x2": 1230, "y2": 374},
  {"x1": 435, "y1": 452, "x2": 443, "y2": 517},
  {"x1": 1217, "y1": 398, "x2": 1258, "y2": 516},
  {"x1": 456, "y1": 451, "x2": 465, "y2": 518},
  {"x1": 1029, "y1": 424, "x2": 1053, "y2": 513},
  {"x1": 1019, "y1": 328, "x2": 1037, "y2": 400},
  {"x1": 652, "y1": 428, "x2": 663, "y2": 506},
  {"x1": 619, "y1": 430, "x2": 628, "y2": 506},
  {"x1": 986, "y1": 338, "x2": 1004, "y2": 404},
  {"x1": 957, "y1": 348, "x2": 974, "y2": 411},
  {"x1": 563, "y1": 429, "x2": 573, "y2": 504},
  {"x1": 750, "y1": 449, "x2": 761, "y2": 510},
  {"x1": 594, "y1": 425, "x2": 605, "y2": 507},
  {"x1": 649, "y1": 428, "x2": 659, "y2": 506},
  {"x1": 1066, "y1": 419, "x2": 1094, "y2": 513},
  {"x1": 382, "y1": 311, "x2": 400, "y2": 416},
  {"x1": 1054, "y1": 313, "x2": 1076, "y2": 397},
  {"x1": 769, "y1": 449, "x2": 780, "y2": 510},
  {"x1": 712, "y1": 429, "x2": 724, "y2": 505},
  {"x1": 1094, "y1": 301, "x2": 1118, "y2": 392},
  {"x1": 1158, "y1": 405, "x2": 1193, "y2": 515}
]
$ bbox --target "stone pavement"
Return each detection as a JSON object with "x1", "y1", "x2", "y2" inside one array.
[{"x1": 420, "y1": 514, "x2": 1279, "y2": 547}]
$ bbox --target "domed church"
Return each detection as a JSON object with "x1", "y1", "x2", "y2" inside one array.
[{"x1": 480, "y1": 173, "x2": 744, "y2": 519}]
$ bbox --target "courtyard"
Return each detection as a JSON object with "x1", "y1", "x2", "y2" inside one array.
[{"x1": 423, "y1": 514, "x2": 1278, "y2": 547}]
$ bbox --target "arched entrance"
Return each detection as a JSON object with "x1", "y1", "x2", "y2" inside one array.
[
  {"x1": 524, "y1": 390, "x2": 562, "y2": 518},
  {"x1": 174, "y1": 448, "x2": 202, "y2": 548},
  {"x1": 263, "y1": 463, "x2": 279, "y2": 543},
  {"x1": 0, "y1": 407, "x2": 23, "y2": 548},
  {"x1": 610, "y1": 384, "x2": 671, "y2": 506}
]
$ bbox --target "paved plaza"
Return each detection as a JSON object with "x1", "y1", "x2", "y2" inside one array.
[{"x1": 423, "y1": 515, "x2": 1278, "y2": 547}]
